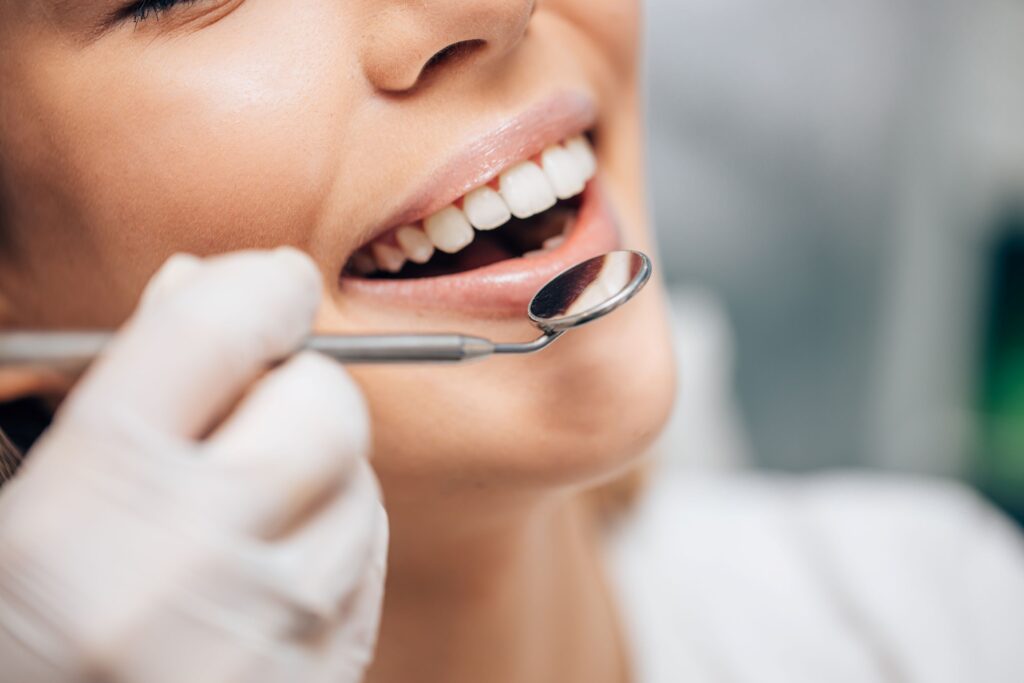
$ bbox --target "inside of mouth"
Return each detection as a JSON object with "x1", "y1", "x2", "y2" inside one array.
[{"x1": 357, "y1": 195, "x2": 580, "y2": 280}]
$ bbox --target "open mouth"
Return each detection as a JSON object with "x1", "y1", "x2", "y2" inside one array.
[
  {"x1": 336, "y1": 93, "x2": 622, "y2": 316},
  {"x1": 343, "y1": 134, "x2": 597, "y2": 280}
]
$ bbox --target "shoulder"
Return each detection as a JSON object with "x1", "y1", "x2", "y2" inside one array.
[{"x1": 606, "y1": 470, "x2": 1024, "y2": 683}]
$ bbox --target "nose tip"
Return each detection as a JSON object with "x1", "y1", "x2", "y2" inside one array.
[{"x1": 361, "y1": 1, "x2": 535, "y2": 94}]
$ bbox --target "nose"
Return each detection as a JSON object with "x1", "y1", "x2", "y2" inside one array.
[{"x1": 360, "y1": 0, "x2": 535, "y2": 93}]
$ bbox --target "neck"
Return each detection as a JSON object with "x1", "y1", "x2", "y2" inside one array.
[{"x1": 366, "y1": 491, "x2": 628, "y2": 683}]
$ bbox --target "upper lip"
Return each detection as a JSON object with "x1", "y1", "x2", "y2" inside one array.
[{"x1": 345, "y1": 91, "x2": 597, "y2": 262}]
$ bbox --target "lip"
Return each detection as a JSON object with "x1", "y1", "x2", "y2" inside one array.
[
  {"x1": 359, "y1": 91, "x2": 598, "y2": 249},
  {"x1": 340, "y1": 179, "x2": 622, "y2": 315}
]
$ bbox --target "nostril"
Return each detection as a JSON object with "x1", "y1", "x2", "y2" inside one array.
[{"x1": 421, "y1": 39, "x2": 486, "y2": 77}]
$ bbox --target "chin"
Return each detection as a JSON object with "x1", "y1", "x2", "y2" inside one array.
[{"x1": 349, "y1": 253, "x2": 677, "y2": 498}]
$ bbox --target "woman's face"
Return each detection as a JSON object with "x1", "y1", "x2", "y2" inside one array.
[{"x1": 0, "y1": 0, "x2": 674, "y2": 501}]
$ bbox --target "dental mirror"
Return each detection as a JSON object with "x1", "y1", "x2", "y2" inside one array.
[
  {"x1": 0, "y1": 250, "x2": 652, "y2": 368},
  {"x1": 528, "y1": 250, "x2": 651, "y2": 334}
]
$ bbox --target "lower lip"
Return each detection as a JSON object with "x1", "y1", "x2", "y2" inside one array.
[{"x1": 339, "y1": 179, "x2": 622, "y2": 316}]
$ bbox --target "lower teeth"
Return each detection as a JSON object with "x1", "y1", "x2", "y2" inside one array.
[
  {"x1": 524, "y1": 228, "x2": 571, "y2": 258},
  {"x1": 353, "y1": 198, "x2": 579, "y2": 280}
]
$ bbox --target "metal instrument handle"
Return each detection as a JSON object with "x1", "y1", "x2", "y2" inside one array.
[{"x1": 0, "y1": 331, "x2": 561, "y2": 370}]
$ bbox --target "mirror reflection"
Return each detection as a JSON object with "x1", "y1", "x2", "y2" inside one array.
[{"x1": 529, "y1": 251, "x2": 650, "y2": 332}]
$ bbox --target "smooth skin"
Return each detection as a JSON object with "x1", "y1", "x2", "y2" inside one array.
[{"x1": 0, "y1": 2, "x2": 676, "y2": 682}]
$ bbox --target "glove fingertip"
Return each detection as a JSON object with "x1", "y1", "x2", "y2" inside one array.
[
  {"x1": 273, "y1": 247, "x2": 324, "y2": 301},
  {"x1": 140, "y1": 253, "x2": 203, "y2": 310}
]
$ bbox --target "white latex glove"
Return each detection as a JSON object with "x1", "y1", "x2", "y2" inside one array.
[{"x1": 0, "y1": 248, "x2": 388, "y2": 683}]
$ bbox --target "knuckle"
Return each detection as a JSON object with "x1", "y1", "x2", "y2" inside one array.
[
  {"x1": 290, "y1": 353, "x2": 372, "y2": 458},
  {"x1": 214, "y1": 250, "x2": 322, "y2": 325},
  {"x1": 137, "y1": 298, "x2": 276, "y2": 381},
  {"x1": 138, "y1": 253, "x2": 319, "y2": 361}
]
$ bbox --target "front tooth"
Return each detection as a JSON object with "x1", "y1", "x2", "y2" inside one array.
[
  {"x1": 424, "y1": 205, "x2": 474, "y2": 253},
  {"x1": 540, "y1": 145, "x2": 586, "y2": 199},
  {"x1": 564, "y1": 136, "x2": 597, "y2": 181},
  {"x1": 371, "y1": 241, "x2": 406, "y2": 273},
  {"x1": 463, "y1": 186, "x2": 512, "y2": 230},
  {"x1": 395, "y1": 225, "x2": 435, "y2": 264},
  {"x1": 499, "y1": 161, "x2": 557, "y2": 219}
]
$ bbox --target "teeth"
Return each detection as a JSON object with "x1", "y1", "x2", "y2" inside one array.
[
  {"x1": 463, "y1": 186, "x2": 512, "y2": 230},
  {"x1": 542, "y1": 235, "x2": 566, "y2": 250},
  {"x1": 564, "y1": 136, "x2": 597, "y2": 181},
  {"x1": 395, "y1": 225, "x2": 435, "y2": 264},
  {"x1": 540, "y1": 145, "x2": 587, "y2": 199},
  {"x1": 371, "y1": 241, "x2": 406, "y2": 273},
  {"x1": 353, "y1": 133, "x2": 597, "y2": 270},
  {"x1": 424, "y1": 205, "x2": 474, "y2": 253},
  {"x1": 499, "y1": 161, "x2": 558, "y2": 219}
]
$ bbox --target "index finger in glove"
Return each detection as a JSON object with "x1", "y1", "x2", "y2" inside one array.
[{"x1": 61, "y1": 248, "x2": 322, "y2": 439}]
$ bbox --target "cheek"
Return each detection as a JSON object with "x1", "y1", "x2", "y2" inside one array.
[
  {"x1": 81, "y1": 55, "x2": 336, "y2": 250},
  {"x1": 32, "y1": 8, "x2": 353, "y2": 304},
  {"x1": 552, "y1": 0, "x2": 640, "y2": 72},
  {"x1": 357, "y1": 284, "x2": 676, "y2": 491}
]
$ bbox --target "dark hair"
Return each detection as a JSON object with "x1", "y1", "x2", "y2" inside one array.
[
  {"x1": 0, "y1": 427, "x2": 22, "y2": 483},
  {"x1": 0, "y1": 399, "x2": 51, "y2": 485}
]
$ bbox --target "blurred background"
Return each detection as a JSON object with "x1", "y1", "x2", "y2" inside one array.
[{"x1": 643, "y1": 0, "x2": 1024, "y2": 525}]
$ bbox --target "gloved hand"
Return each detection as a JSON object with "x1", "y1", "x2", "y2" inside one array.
[{"x1": 0, "y1": 248, "x2": 388, "y2": 683}]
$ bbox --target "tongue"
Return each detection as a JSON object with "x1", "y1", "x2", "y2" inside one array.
[{"x1": 448, "y1": 234, "x2": 516, "y2": 270}]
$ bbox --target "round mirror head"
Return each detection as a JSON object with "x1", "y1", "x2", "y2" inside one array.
[{"x1": 528, "y1": 250, "x2": 652, "y2": 334}]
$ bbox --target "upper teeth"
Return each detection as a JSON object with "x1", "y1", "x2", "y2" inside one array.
[
  {"x1": 350, "y1": 135, "x2": 597, "y2": 275},
  {"x1": 395, "y1": 225, "x2": 435, "y2": 263},
  {"x1": 500, "y1": 160, "x2": 558, "y2": 219},
  {"x1": 463, "y1": 186, "x2": 511, "y2": 230}
]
